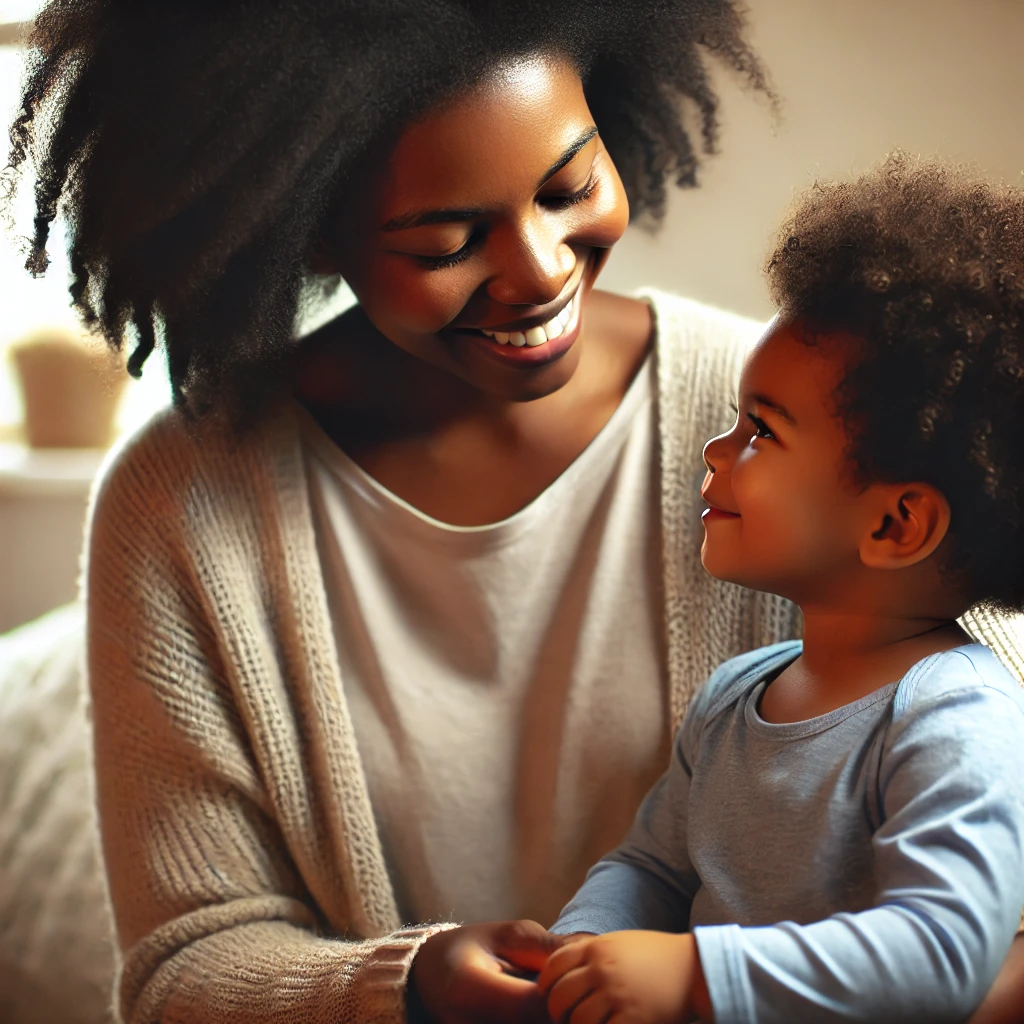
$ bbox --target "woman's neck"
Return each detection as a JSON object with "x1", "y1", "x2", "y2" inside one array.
[
  {"x1": 292, "y1": 289, "x2": 653, "y2": 525},
  {"x1": 297, "y1": 290, "x2": 648, "y2": 431}
]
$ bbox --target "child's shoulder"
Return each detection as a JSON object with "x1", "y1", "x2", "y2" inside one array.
[
  {"x1": 893, "y1": 642, "x2": 1024, "y2": 721},
  {"x1": 884, "y1": 644, "x2": 1024, "y2": 769},
  {"x1": 689, "y1": 640, "x2": 803, "y2": 724},
  {"x1": 875, "y1": 644, "x2": 1024, "y2": 808}
]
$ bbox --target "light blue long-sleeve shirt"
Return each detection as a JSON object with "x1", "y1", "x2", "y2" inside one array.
[{"x1": 552, "y1": 641, "x2": 1024, "y2": 1022}]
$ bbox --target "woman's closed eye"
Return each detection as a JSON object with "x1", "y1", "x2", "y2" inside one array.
[
  {"x1": 413, "y1": 228, "x2": 486, "y2": 270},
  {"x1": 541, "y1": 174, "x2": 597, "y2": 211},
  {"x1": 416, "y1": 176, "x2": 599, "y2": 270}
]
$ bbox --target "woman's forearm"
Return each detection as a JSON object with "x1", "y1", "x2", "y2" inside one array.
[{"x1": 121, "y1": 916, "x2": 443, "y2": 1024}]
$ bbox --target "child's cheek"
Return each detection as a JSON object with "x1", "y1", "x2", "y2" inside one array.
[{"x1": 718, "y1": 471, "x2": 830, "y2": 590}]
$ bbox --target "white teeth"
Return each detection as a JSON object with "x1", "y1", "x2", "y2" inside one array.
[
  {"x1": 543, "y1": 318, "x2": 563, "y2": 341},
  {"x1": 480, "y1": 293, "x2": 577, "y2": 348}
]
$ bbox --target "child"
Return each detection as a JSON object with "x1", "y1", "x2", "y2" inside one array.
[{"x1": 539, "y1": 152, "x2": 1024, "y2": 1023}]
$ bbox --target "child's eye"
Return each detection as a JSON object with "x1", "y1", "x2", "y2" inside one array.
[{"x1": 747, "y1": 413, "x2": 775, "y2": 441}]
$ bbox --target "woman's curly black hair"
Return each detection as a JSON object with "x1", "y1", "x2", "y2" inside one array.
[
  {"x1": 7, "y1": 0, "x2": 772, "y2": 419},
  {"x1": 765, "y1": 151, "x2": 1024, "y2": 612}
]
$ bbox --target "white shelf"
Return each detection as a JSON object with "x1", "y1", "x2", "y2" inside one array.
[{"x1": 0, "y1": 442, "x2": 106, "y2": 497}]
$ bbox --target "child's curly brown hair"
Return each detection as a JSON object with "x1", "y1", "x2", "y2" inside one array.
[{"x1": 765, "y1": 151, "x2": 1024, "y2": 613}]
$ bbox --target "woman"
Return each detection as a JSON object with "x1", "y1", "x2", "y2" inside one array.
[{"x1": 10, "y1": 2, "x2": 1023, "y2": 1022}]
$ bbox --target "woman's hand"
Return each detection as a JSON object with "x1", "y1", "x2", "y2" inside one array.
[
  {"x1": 537, "y1": 930, "x2": 711, "y2": 1024},
  {"x1": 970, "y1": 933, "x2": 1024, "y2": 1024},
  {"x1": 409, "y1": 919, "x2": 566, "y2": 1024}
]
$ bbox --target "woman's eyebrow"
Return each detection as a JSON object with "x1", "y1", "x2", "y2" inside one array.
[
  {"x1": 535, "y1": 126, "x2": 599, "y2": 188},
  {"x1": 380, "y1": 126, "x2": 599, "y2": 233},
  {"x1": 381, "y1": 206, "x2": 486, "y2": 232}
]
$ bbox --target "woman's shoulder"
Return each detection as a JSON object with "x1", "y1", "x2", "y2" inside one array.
[
  {"x1": 639, "y1": 288, "x2": 769, "y2": 416},
  {"x1": 89, "y1": 402, "x2": 304, "y2": 531},
  {"x1": 640, "y1": 289, "x2": 768, "y2": 444},
  {"x1": 640, "y1": 288, "x2": 768, "y2": 355},
  {"x1": 94, "y1": 405, "x2": 234, "y2": 500}
]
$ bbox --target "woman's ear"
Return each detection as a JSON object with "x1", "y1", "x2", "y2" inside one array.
[{"x1": 859, "y1": 483, "x2": 951, "y2": 570}]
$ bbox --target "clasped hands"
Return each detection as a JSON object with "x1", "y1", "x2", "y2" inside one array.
[{"x1": 410, "y1": 920, "x2": 712, "y2": 1024}]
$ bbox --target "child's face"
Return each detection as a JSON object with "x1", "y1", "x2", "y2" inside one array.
[{"x1": 700, "y1": 320, "x2": 876, "y2": 604}]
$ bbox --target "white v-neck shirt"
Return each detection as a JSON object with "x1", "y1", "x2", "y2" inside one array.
[{"x1": 301, "y1": 353, "x2": 669, "y2": 926}]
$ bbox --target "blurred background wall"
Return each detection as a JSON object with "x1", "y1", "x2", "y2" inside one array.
[
  {"x1": 2, "y1": 0, "x2": 1024, "y2": 631},
  {"x1": 602, "y1": 0, "x2": 1024, "y2": 319}
]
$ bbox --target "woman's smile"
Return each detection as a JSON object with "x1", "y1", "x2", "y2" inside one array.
[{"x1": 448, "y1": 272, "x2": 586, "y2": 367}]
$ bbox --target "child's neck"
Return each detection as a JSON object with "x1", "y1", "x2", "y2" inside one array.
[{"x1": 759, "y1": 608, "x2": 972, "y2": 725}]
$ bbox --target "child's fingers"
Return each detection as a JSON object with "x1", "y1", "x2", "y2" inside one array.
[
  {"x1": 545, "y1": 966, "x2": 596, "y2": 1024},
  {"x1": 537, "y1": 938, "x2": 591, "y2": 995},
  {"x1": 564, "y1": 988, "x2": 614, "y2": 1024}
]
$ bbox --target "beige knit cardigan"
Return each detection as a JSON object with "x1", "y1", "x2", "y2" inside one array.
[{"x1": 84, "y1": 291, "x2": 1024, "y2": 1024}]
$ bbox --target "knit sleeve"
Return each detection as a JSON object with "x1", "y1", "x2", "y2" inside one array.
[
  {"x1": 85, "y1": 421, "x2": 451, "y2": 1024},
  {"x1": 961, "y1": 604, "x2": 1024, "y2": 685}
]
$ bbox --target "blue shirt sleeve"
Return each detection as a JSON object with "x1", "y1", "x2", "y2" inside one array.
[
  {"x1": 550, "y1": 649, "x2": 779, "y2": 936},
  {"x1": 549, "y1": 757, "x2": 699, "y2": 935},
  {"x1": 696, "y1": 661, "x2": 1024, "y2": 1023}
]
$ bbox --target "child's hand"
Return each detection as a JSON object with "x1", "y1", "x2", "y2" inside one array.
[{"x1": 537, "y1": 930, "x2": 711, "y2": 1024}]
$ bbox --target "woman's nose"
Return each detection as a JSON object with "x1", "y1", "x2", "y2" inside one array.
[{"x1": 486, "y1": 219, "x2": 576, "y2": 307}]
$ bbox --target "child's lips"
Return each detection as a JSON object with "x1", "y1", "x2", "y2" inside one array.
[{"x1": 701, "y1": 503, "x2": 740, "y2": 522}]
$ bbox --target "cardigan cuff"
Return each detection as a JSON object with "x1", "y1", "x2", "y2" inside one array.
[{"x1": 359, "y1": 923, "x2": 459, "y2": 1024}]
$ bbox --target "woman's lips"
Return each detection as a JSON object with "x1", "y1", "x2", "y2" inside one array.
[
  {"x1": 453, "y1": 284, "x2": 584, "y2": 367},
  {"x1": 480, "y1": 292, "x2": 576, "y2": 347}
]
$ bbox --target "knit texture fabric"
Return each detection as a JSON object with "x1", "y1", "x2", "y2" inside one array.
[
  {"x1": 0, "y1": 604, "x2": 115, "y2": 1024},
  {"x1": 74, "y1": 291, "x2": 1022, "y2": 1023}
]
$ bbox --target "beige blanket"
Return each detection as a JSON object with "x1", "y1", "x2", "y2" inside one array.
[{"x1": 0, "y1": 604, "x2": 113, "y2": 1024}]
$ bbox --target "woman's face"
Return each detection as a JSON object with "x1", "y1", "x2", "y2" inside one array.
[{"x1": 328, "y1": 53, "x2": 630, "y2": 401}]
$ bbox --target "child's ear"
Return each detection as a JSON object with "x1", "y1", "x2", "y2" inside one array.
[{"x1": 859, "y1": 484, "x2": 951, "y2": 570}]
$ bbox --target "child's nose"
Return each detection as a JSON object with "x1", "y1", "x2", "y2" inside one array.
[{"x1": 703, "y1": 434, "x2": 725, "y2": 474}]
